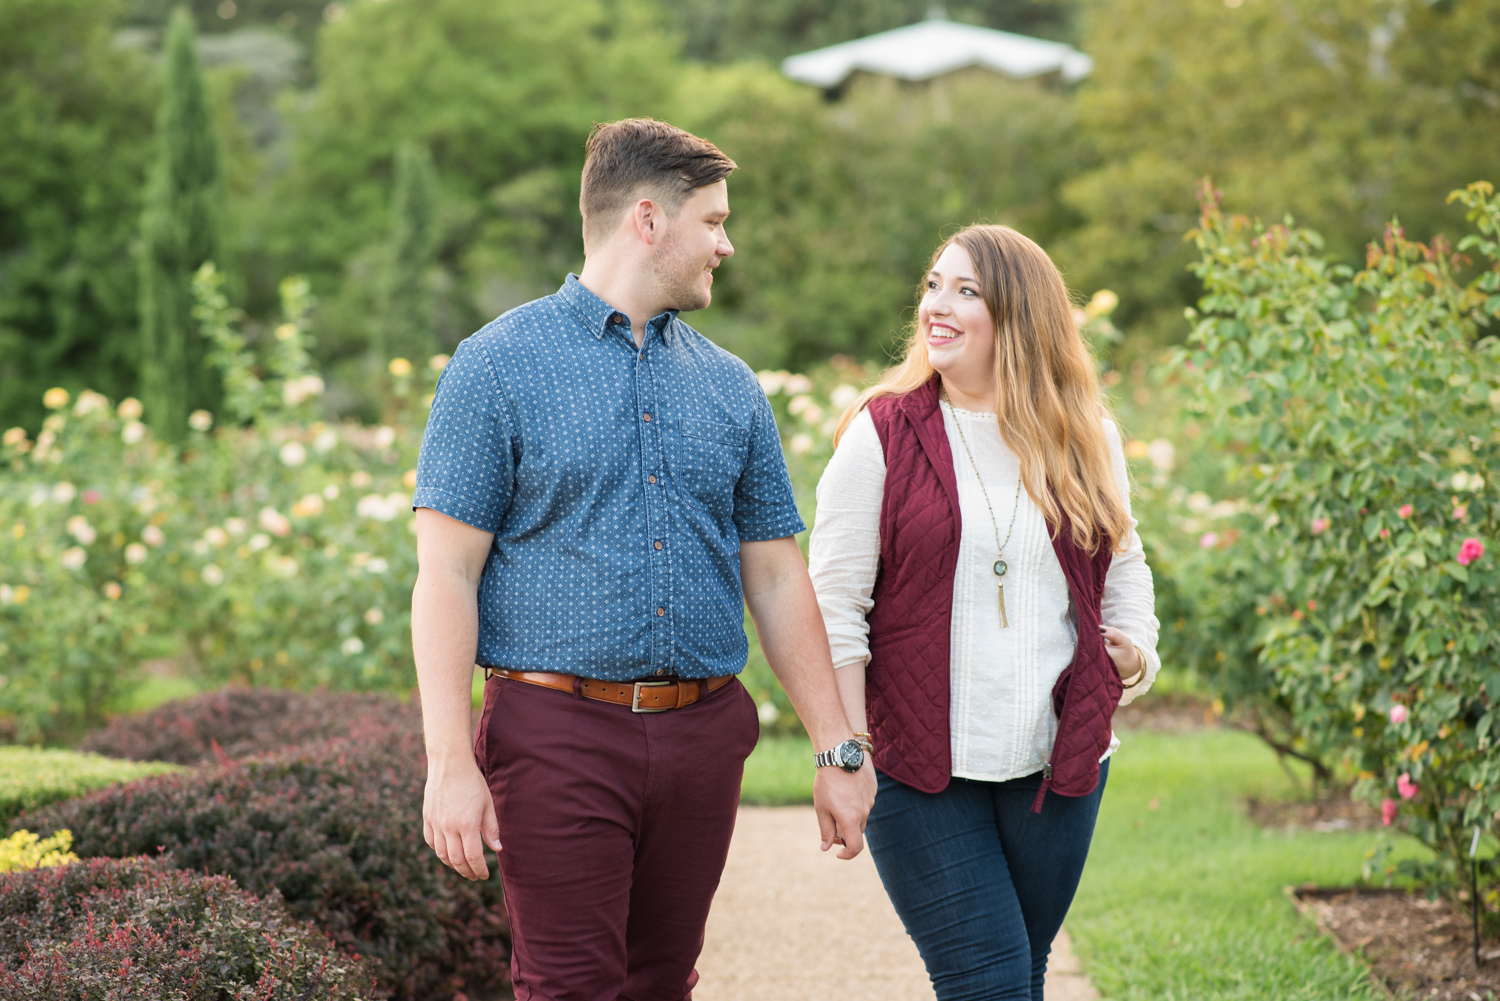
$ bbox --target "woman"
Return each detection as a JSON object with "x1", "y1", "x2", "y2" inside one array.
[{"x1": 809, "y1": 225, "x2": 1158, "y2": 1001}]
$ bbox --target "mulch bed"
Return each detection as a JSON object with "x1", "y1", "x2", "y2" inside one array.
[
  {"x1": 1246, "y1": 790, "x2": 1386, "y2": 833},
  {"x1": 1293, "y1": 886, "x2": 1500, "y2": 999},
  {"x1": 1113, "y1": 690, "x2": 1219, "y2": 732}
]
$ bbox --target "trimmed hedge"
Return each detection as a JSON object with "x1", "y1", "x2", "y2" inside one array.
[
  {"x1": 79, "y1": 686, "x2": 421, "y2": 765},
  {"x1": 0, "y1": 746, "x2": 182, "y2": 828},
  {"x1": 16, "y1": 727, "x2": 508, "y2": 1000},
  {"x1": 0, "y1": 855, "x2": 376, "y2": 998}
]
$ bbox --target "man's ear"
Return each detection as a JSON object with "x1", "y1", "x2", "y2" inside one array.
[{"x1": 631, "y1": 197, "x2": 661, "y2": 245}]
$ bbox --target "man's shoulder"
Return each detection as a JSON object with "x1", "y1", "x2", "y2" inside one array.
[
  {"x1": 470, "y1": 294, "x2": 574, "y2": 348},
  {"x1": 453, "y1": 293, "x2": 580, "y2": 377},
  {"x1": 670, "y1": 320, "x2": 761, "y2": 392}
]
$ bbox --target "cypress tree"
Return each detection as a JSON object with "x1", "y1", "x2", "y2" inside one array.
[
  {"x1": 381, "y1": 143, "x2": 438, "y2": 364},
  {"x1": 138, "y1": 6, "x2": 224, "y2": 442}
]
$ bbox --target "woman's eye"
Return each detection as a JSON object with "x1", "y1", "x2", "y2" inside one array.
[
  {"x1": 926, "y1": 281, "x2": 939, "y2": 291},
  {"x1": 961, "y1": 287, "x2": 978, "y2": 297}
]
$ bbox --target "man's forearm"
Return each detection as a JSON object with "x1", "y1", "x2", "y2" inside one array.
[
  {"x1": 744, "y1": 554, "x2": 852, "y2": 750},
  {"x1": 412, "y1": 568, "x2": 482, "y2": 768}
]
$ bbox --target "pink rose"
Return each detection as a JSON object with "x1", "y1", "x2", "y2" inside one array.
[
  {"x1": 1381, "y1": 798, "x2": 1397, "y2": 826},
  {"x1": 1454, "y1": 505, "x2": 1468, "y2": 522},
  {"x1": 1379, "y1": 528, "x2": 1390, "y2": 539},
  {"x1": 1199, "y1": 532, "x2": 1219, "y2": 549},
  {"x1": 1397, "y1": 773, "x2": 1418, "y2": 800},
  {"x1": 1310, "y1": 518, "x2": 1330, "y2": 535},
  {"x1": 1457, "y1": 537, "x2": 1484, "y2": 566},
  {"x1": 1388, "y1": 704, "x2": 1407, "y2": 724},
  {"x1": 1398, "y1": 504, "x2": 1413, "y2": 519}
]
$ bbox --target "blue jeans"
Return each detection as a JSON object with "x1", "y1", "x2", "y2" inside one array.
[{"x1": 865, "y1": 760, "x2": 1109, "y2": 1001}]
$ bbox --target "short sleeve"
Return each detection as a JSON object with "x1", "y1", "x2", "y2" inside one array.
[
  {"x1": 731, "y1": 390, "x2": 807, "y2": 542},
  {"x1": 412, "y1": 338, "x2": 515, "y2": 533}
]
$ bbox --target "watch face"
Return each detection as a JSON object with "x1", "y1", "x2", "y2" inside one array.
[{"x1": 838, "y1": 740, "x2": 863, "y2": 771}]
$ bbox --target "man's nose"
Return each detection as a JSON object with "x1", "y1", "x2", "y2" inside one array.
[{"x1": 718, "y1": 230, "x2": 734, "y2": 259}]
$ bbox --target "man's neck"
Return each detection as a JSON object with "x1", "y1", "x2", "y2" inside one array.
[{"x1": 577, "y1": 256, "x2": 661, "y2": 350}]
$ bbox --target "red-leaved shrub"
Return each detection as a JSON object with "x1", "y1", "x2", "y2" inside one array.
[
  {"x1": 15, "y1": 728, "x2": 509, "y2": 1000},
  {"x1": 79, "y1": 686, "x2": 420, "y2": 765},
  {"x1": 0, "y1": 855, "x2": 377, "y2": 999}
]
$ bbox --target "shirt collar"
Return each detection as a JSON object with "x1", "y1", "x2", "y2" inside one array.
[{"x1": 557, "y1": 274, "x2": 679, "y2": 344}]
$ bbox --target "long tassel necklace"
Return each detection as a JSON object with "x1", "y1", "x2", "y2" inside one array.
[{"x1": 943, "y1": 392, "x2": 1023, "y2": 628}]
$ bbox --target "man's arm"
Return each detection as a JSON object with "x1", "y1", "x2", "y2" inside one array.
[
  {"x1": 741, "y1": 536, "x2": 874, "y2": 859},
  {"x1": 413, "y1": 507, "x2": 499, "y2": 881}
]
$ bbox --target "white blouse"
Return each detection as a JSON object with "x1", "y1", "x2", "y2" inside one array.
[{"x1": 809, "y1": 403, "x2": 1160, "y2": 783}]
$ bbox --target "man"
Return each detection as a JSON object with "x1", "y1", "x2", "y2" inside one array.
[{"x1": 411, "y1": 118, "x2": 874, "y2": 1001}]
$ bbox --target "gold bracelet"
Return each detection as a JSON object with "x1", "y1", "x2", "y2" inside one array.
[
  {"x1": 1122, "y1": 645, "x2": 1147, "y2": 689},
  {"x1": 853, "y1": 731, "x2": 874, "y2": 755}
]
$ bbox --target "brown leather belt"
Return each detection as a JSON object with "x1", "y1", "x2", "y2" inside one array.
[{"x1": 486, "y1": 668, "x2": 733, "y2": 713}]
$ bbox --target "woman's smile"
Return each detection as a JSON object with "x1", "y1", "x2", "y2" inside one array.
[{"x1": 927, "y1": 321, "x2": 962, "y2": 346}]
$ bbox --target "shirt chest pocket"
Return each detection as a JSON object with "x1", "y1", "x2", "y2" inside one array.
[{"x1": 674, "y1": 418, "x2": 751, "y2": 516}]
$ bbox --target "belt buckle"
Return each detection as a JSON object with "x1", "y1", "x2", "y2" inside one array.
[{"x1": 631, "y1": 680, "x2": 674, "y2": 713}]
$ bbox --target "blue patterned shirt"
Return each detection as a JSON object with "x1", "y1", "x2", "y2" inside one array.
[{"x1": 413, "y1": 275, "x2": 805, "y2": 680}]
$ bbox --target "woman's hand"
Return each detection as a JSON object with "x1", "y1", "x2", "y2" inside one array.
[{"x1": 1098, "y1": 624, "x2": 1144, "y2": 683}]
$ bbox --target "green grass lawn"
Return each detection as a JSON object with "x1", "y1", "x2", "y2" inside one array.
[
  {"x1": 0, "y1": 747, "x2": 183, "y2": 829},
  {"x1": 1068, "y1": 726, "x2": 1428, "y2": 1000}
]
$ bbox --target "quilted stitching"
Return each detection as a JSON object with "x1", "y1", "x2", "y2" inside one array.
[{"x1": 864, "y1": 376, "x2": 1120, "y2": 802}]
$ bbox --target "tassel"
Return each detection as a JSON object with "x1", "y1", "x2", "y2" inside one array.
[
  {"x1": 1030, "y1": 777, "x2": 1049, "y2": 814},
  {"x1": 998, "y1": 582, "x2": 1009, "y2": 628}
]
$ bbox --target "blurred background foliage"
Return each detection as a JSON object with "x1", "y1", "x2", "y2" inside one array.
[{"x1": 5, "y1": 0, "x2": 1496, "y2": 428}]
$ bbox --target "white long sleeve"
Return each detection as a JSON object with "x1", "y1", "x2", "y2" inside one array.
[{"x1": 808, "y1": 406, "x2": 1161, "y2": 782}]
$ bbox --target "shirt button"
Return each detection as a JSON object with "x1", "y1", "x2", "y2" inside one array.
[
  {"x1": 642, "y1": 413, "x2": 651, "y2": 422},
  {"x1": 648, "y1": 474, "x2": 657, "y2": 484},
  {"x1": 654, "y1": 540, "x2": 663, "y2": 550},
  {"x1": 611, "y1": 313, "x2": 624, "y2": 325},
  {"x1": 655, "y1": 669, "x2": 666, "y2": 676},
  {"x1": 656, "y1": 607, "x2": 665, "y2": 617}
]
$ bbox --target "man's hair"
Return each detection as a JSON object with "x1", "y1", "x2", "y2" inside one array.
[{"x1": 580, "y1": 119, "x2": 736, "y2": 246}]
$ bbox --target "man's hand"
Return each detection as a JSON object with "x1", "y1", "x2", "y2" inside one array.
[
  {"x1": 815, "y1": 761, "x2": 876, "y2": 860},
  {"x1": 423, "y1": 758, "x2": 501, "y2": 881}
]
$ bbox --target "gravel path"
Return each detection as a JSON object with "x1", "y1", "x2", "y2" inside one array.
[{"x1": 696, "y1": 806, "x2": 1098, "y2": 1000}]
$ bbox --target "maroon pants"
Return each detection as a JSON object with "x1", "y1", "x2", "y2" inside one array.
[{"x1": 475, "y1": 674, "x2": 760, "y2": 1001}]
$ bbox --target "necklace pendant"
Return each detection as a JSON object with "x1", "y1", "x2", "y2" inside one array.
[{"x1": 993, "y1": 558, "x2": 1008, "y2": 578}]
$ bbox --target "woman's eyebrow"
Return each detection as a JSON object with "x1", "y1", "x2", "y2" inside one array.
[{"x1": 928, "y1": 270, "x2": 980, "y2": 284}]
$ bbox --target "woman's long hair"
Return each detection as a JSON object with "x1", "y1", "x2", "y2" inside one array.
[{"x1": 834, "y1": 224, "x2": 1130, "y2": 555}]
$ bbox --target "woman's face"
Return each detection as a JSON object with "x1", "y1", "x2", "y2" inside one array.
[{"x1": 920, "y1": 242, "x2": 996, "y2": 389}]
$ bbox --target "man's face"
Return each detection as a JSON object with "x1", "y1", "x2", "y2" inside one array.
[{"x1": 649, "y1": 180, "x2": 733, "y2": 313}]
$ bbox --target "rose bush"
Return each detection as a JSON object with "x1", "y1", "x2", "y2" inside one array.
[
  {"x1": 0, "y1": 267, "x2": 440, "y2": 743},
  {"x1": 1177, "y1": 179, "x2": 1500, "y2": 904}
]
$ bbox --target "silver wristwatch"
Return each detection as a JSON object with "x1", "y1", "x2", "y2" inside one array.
[{"x1": 814, "y1": 739, "x2": 865, "y2": 773}]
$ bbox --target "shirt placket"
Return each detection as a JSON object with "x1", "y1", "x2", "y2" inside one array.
[{"x1": 634, "y1": 322, "x2": 674, "y2": 676}]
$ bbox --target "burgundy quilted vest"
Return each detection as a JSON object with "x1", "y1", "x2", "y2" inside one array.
[{"x1": 864, "y1": 375, "x2": 1122, "y2": 811}]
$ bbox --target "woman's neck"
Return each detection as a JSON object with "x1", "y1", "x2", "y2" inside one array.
[{"x1": 939, "y1": 374, "x2": 996, "y2": 414}]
